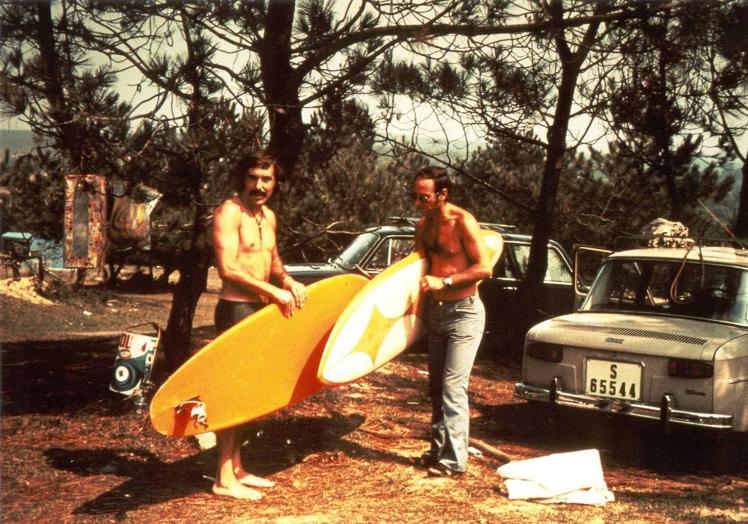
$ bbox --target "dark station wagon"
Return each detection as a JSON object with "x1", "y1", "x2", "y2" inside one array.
[{"x1": 285, "y1": 219, "x2": 575, "y2": 354}]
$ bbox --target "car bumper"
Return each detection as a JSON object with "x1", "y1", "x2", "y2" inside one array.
[{"x1": 515, "y1": 379, "x2": 734, "y2": 431}]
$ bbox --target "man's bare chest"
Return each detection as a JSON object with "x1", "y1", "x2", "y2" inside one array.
[
  {"x1": 423, "y1": 223, "x2": 461, "y2": 257},
  {"x1": 237, "y1": 213, "x2": 275, "y2": 252}
]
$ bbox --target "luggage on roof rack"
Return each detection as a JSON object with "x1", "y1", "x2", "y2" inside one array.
[
  {"x1": 614, "y1": 234, "x2": 748, "y2": 251},
  {"x1": 610, "y1": 218, "x2": 748, "y2": 250}
]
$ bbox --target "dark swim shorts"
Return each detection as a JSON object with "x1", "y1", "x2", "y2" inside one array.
[{"x1": 214, "y1": 299, "x2": 265, "y2": 334}]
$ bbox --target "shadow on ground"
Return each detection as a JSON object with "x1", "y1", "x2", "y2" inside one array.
[
  {"x1": 472, "y1": 400, "x2": 748, "y2": 475},
  {"x1": 1, "y1": 335, "x2": 414, "y2": 516},
  {"x1": 43, "y1": 412, "x2": 374, "y2": 516},
  {"x1": 1, "y1": 323, "x2": 221, "y2": 417},
  {"x1": 5, "y1": 333, "x2": 746, "y2": 520},
  {"x1": 2, "y1": 337, "x2": 121, "y2": 416}
]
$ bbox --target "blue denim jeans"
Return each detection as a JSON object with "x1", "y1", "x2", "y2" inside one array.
[{"x1": 425, "y1": 294, "x2": 485, "y2": 472}]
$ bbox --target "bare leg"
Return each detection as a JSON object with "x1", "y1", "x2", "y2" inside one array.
[
  {"x1": 231, "y1": 429, "x2": 275, "y2": 488},
  {"x1": 237, "y1": 471, "x2": 275, "y2": 488},
  {"x1": 212, "y1": 428, "x2": 263, "y2": 500}
]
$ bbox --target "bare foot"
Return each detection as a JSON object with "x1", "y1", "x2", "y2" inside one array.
[
  {"x1": 238, "y1": 473, "x2": 275, "y2": 488},
  {"x1": 212, "y1": 482, "x2": 264, "y2": 500}
]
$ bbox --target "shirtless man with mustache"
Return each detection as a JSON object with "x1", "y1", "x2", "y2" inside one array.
[{"x1": 211, "y1": 150, "x2": 306, "y2": 500}]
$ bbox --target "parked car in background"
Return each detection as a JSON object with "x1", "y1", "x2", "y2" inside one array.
[
  {"x1": 284, "y1": 222, "x2": 417, "y2": 284},
  {"x1": 515, "y1": 239, "x2": 748, "y2": 433},
  {"x1": 1, "y1": 232, "x2": 64, "y2": 278},
  {"x1": 285, "y1": 218, "x2": 576, "y2": 356}
]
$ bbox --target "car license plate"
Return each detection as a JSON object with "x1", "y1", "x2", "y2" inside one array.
[{"x1": 585, "y1": 359, "x2": 641, "y2": 401}]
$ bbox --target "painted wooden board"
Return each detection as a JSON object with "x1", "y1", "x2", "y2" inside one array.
[
  {"x1": 318, "y1": 229, "x2": 503, "y2": 385},
  {"x1": 149, "y1": 274, "x2": 368, "y2": 436}
]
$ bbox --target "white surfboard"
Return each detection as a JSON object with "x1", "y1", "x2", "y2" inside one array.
[{"x1": 318, "y1": 230, "x2": 503, "y2": 384}]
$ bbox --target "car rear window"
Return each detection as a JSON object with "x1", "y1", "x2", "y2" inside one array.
[{"x1": 582, "y1": 259, "x2": 748, "y2": 326}]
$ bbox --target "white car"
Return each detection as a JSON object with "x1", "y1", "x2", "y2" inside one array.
[{"x1": 515, "y1": 243, "x2": 748, "y2": 432}]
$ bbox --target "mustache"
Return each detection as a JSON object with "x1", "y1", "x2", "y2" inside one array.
[{"x1": 249, "y1": 190, "x2": 267, "y2": 197}]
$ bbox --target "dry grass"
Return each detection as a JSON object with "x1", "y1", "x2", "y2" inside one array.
[{"x1": 1, "y1": 275, "x2": 746, "y2": 523}]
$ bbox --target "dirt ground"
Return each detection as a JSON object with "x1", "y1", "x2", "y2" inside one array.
[{"x1": 1, "y1": 270, "x2": 746, "y2": 523}]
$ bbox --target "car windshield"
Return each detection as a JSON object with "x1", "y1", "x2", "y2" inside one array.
[
  {"x1": 581, "y1": 259, "x2": 748, "y2": 326},
  {"x1": 332, "y1": 232, "x2": 378, "y2": 270}
]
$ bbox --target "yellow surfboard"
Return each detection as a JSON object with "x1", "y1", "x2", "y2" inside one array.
[
  {"x1": 149, "y1": 274, "x2": 368, "y2": 436},
  {"x1": 318, "y1": 229, "x2": 504, "y2": 385}
]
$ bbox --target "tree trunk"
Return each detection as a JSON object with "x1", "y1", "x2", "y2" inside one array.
[
  {"x1": 655, "y1": 42, "x2": 680, "y2": 220},
  {"x1": 261, "y1": 0, "x2": 305, "y2": 180},
  {"x1": 159, "y1": 8, "x2": 216, "y2": 374},
  {"x1": 521, "y1": 90, "x2": 571, "y2": 318},
  {"x1": 159, "y1": 160, "x2": 211, "y2": 374},
  {"x1": 162, "y1": 208, "x2": 211, "y2": 373},
  {"x1": 516, "y1": 4, "x2": 601, "y2": 360},
  {"x1": 735, "y1": 152, "x2": 748, "y2": 238},
  {"x1": 35, "y1": 1, "x2": 83, "y2": 169}
]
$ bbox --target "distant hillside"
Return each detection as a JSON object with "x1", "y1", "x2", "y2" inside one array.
[{"x1": 1, "y1": 129, "x2": 35, "y2": 155}]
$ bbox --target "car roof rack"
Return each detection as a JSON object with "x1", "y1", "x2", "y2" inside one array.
[
  {"x1": 614, "y1": 234, "x2": 748, "y2": 251},
  {"x1": 385, "y1": 216, "x2": 517, "y2": 232},
  {"x1": 386, "y1": 216, "x2": 419, "y2": 226},
  {"x1": 479, "y1": 222, "x2": 517, "y2": 232}
]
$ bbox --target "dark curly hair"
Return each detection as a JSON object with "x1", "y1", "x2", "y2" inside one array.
[
  {"x1": 232, "y1": 150, "x2": 277, "y2": 193},
  {"x1": 414, "y1": 166, "x2": 452, "y2": 193}
]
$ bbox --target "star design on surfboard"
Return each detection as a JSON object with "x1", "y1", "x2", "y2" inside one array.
[{"x1": 357, "y1": 298, "x2": 417, "y2": 365}]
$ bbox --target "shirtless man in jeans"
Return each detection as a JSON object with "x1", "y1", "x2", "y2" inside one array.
[
  {"x1": 412, "y1": 166, "x2": 493, "y2": 477},
  {"x1": 211, "y1": 151, "x2": 306, "y2": 499}
]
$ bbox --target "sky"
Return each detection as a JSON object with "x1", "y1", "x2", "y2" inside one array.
[{"x1": 1, "y1": 1, "x2": 745, "y2": 164}]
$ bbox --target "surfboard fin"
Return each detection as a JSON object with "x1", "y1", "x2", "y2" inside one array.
[{"x1": 176, "y1": 399, "x2": 208, "y2": 429}]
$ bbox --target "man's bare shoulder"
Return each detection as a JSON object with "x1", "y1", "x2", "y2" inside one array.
[
  {"x1": 214, "y1": 197, "x2": 242, "y2": 222},
  {"x1": 450, "y1": 205, "x2": 479, "y2": 230},
  {"x1": 264, "y1": 206, "x2": 277, "y2": 227}
]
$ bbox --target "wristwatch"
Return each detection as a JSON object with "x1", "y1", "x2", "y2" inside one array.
[{"x1": 443, "y1": 276, "x2": 454, "y2": 288}]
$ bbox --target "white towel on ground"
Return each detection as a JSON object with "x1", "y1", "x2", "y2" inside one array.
[{"x1": 496, "y1": 449, "x2": 615, "y2": 506}]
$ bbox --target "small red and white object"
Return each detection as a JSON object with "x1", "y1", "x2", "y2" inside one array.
[{"x1": 110, "y1": 322, "x2": 161, "y2": 397}]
